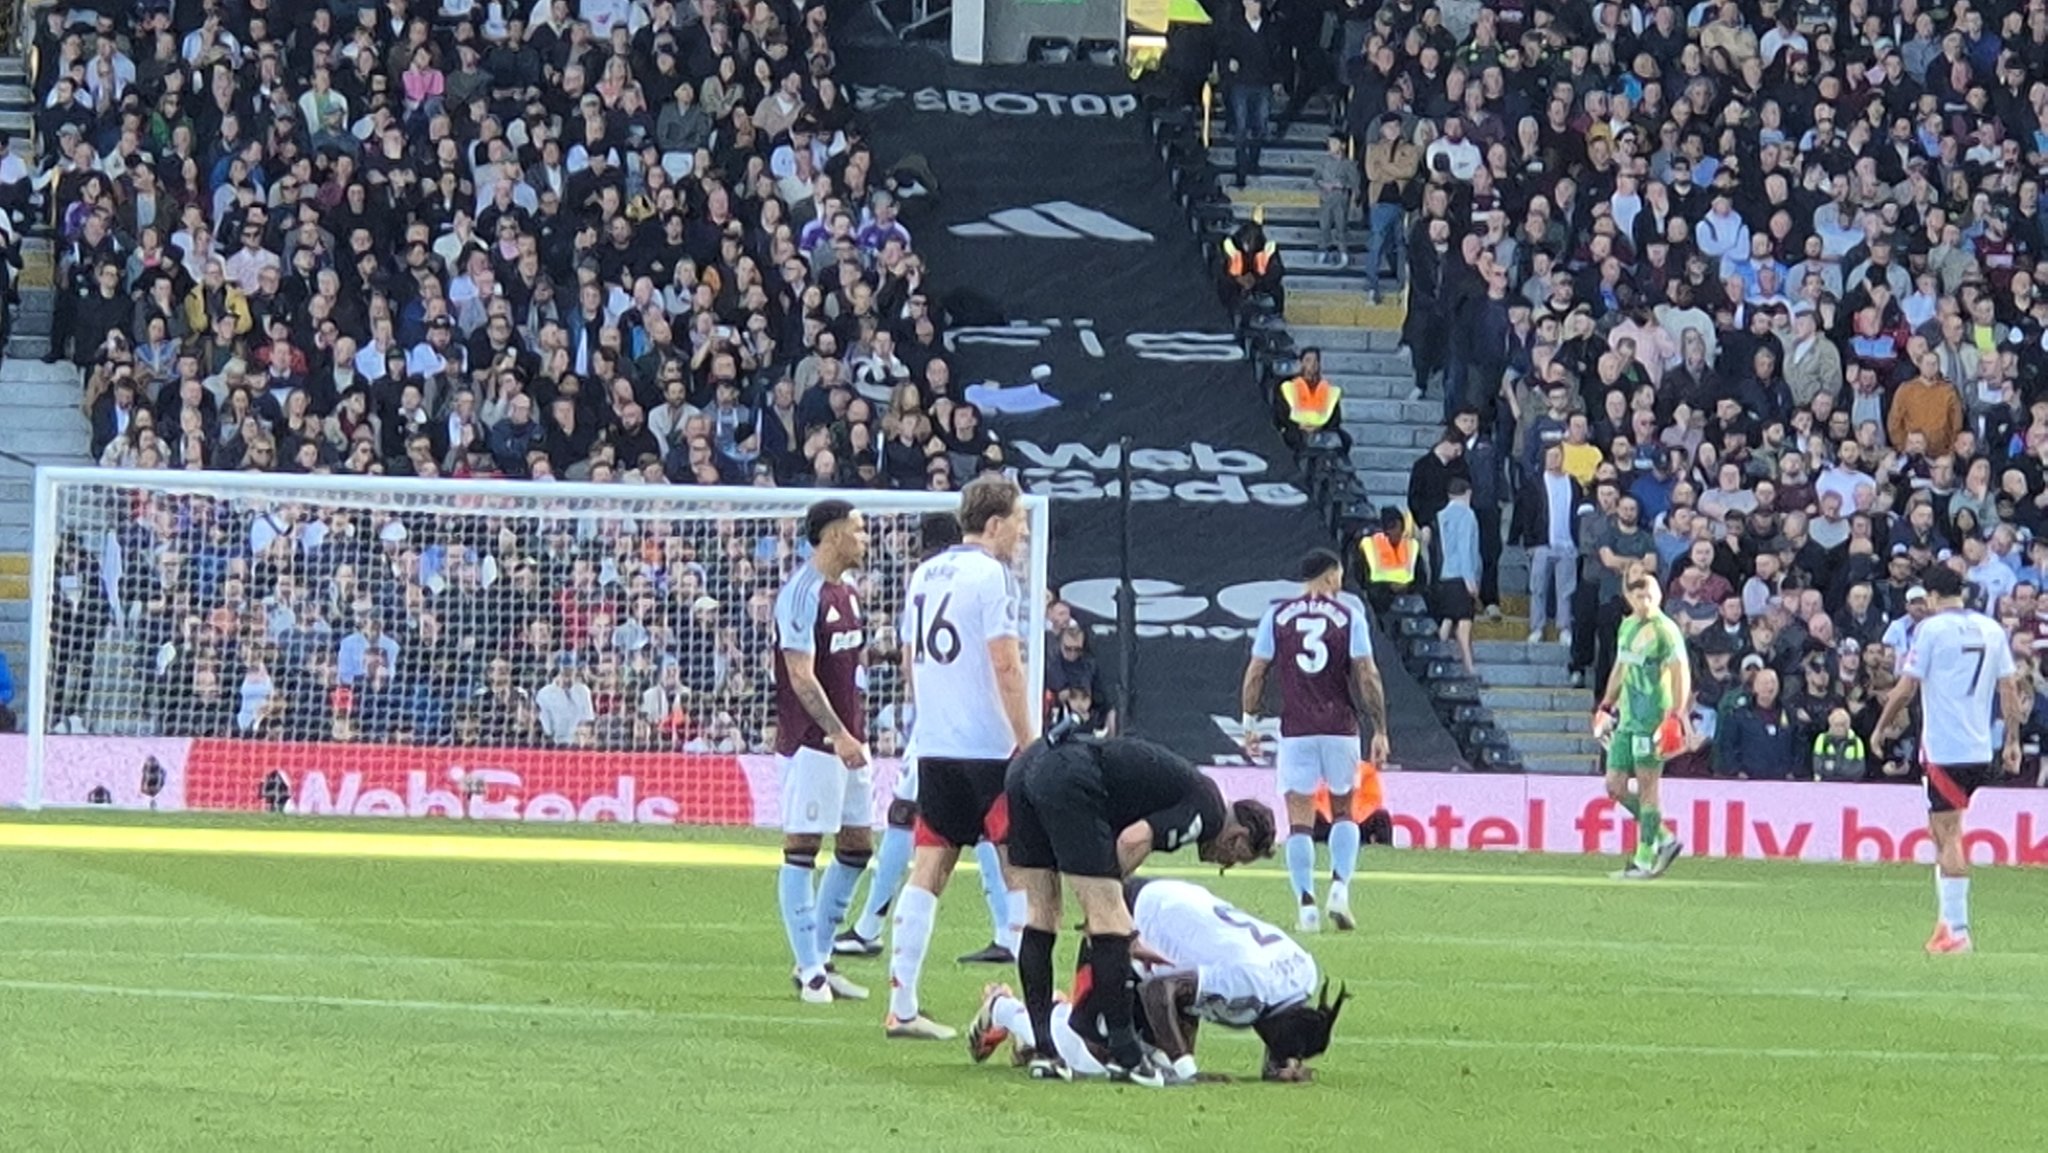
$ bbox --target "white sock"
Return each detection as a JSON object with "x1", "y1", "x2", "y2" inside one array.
[
  {"x1": 992, "y1": 994, "x2": 1035, "y2": 1049},
  {"x1": 888, "y1": 884, "x2": 938, "y2": 1021},
  {"x1": 997, "y1": 890, "x2": 1027, "y2": 953},
  {"x1": 1938, "y1": 871, "x2": 1971, "y2": 935}
]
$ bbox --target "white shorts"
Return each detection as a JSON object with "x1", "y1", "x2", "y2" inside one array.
[
  {"x1": 1275, "y1": 735, "x2": 1360, "y2": 796},
  {"x1": 779, "y1": 746, "x2": 874, "y2": 835}
]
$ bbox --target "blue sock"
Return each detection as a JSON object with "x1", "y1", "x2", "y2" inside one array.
[
  {"x1": 1329, "y1": 819, "x2": 1361, "y2": 885},
  {"x1": 812, "y1": 851, "x2": 870, "y2": 960},
  {"x1": 1285, "y1": 831, "x2": 1315, "y2": 903},
  {"x1": 778, "y1": 857, "x2": 821, "y2": 976},
  {"x1": 975, "y1": 840, "x2": 1007, "y2": 943},
  {"x1": 854, "y1": 825, "x2": 913, "y2": 941}
]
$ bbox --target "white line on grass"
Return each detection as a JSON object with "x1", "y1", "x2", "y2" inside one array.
[
  {"x1": 6, "y1": 952, "x2": 2048, "y2": 1013},
  {"x1": 0, "y1": 977, "x2": 2041, "y2": 1067}
]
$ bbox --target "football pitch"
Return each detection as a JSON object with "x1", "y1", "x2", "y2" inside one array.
[{"x1": 2, "y1": 815, "x2": 2043, "y2": 1151}]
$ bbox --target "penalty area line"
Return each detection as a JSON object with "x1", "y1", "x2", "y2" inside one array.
[
  {"x1": 0, "y1": 977, "x2": 2037, "y2": 1067},
  {"x1": 0, "y1": 823, "x2": 1747, "y2": 886}
]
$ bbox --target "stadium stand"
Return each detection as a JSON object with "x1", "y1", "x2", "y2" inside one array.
[{"x1": 1152, "y1": 0, "x2": 2048, "y2": 788}]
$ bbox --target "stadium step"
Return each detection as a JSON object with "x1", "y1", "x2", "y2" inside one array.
[
  {"x1": 1477, "y1": 663, "x2": 1578, "y2": 689},
  {"x1": 1320, "y1": 374, "x2": 1414, "y2": 401},
  {"x1": 1512, "y1": 730, "x2": 1606, "y2": 757},
  {"x1": 1485, "y1": 687, "x2": 1593, "y2": 712},
  {"x1": 1312, "y1": 349, "x2": 1410, "y2": 376},
  {"x1": 1343, "y1": 422, "x2": 1437, "y2": 449},
  {"x1": 1283, "y1": 325, "x2": 1404, "y2": 353},
  {"x1": 1494, "y1": 709, "x2": 1592, "y2": 735},
  {"x1": 1471, "y1": 640, "x2": 1567, "y2": 667}
]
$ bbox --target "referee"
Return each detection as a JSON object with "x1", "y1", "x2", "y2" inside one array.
[{"x1": 1005, "y1": 729, "x2": 1275, "y2": 1083}]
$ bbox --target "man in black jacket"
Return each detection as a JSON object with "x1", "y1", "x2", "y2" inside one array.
[
  {"x1": 1220, "y1": 0, "x2": 1286, "y2": 187},
  {"x1": 1716, "y1": 668, "x2": 1803, "y2": 780}
]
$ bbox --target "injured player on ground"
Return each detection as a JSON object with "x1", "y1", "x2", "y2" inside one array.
[{"x1": 966, "y1": 878, "x2": 1347, "y2": 1083}]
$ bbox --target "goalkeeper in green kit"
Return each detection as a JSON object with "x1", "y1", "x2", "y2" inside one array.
[{"x1": 1590, "y1": 565, "x2": 1690, "y2": 879}]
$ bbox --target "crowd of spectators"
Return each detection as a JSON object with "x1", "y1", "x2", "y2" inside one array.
[
  {"x1": 25, "y1": 0, "x2": 1063, "y2": 750},
  {"x1": 1213, "y1": 0, "x2": 2048, "y2": 783}
]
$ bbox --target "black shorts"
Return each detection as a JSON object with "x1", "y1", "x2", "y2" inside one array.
[
  {"x1": 1434, "y1": 580, "x2": 1474, "y2": 622},
  {"x1": 1005, "y1": 743, "x2": 1119, "y2": 879},
  {"x1": 914, "y1": 757, "x2": 1011, "y2": 849},
  {"x1": 1924, "y1": 761, "x2": 1994, "y2": 814}
]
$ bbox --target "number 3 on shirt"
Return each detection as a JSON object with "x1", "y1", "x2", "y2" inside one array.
[{"x1": 1293, "y1": 617, "x2": 1329, "y2": 674}]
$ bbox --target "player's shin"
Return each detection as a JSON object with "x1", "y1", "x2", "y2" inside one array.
[
  {"x1": 888, "y1": 884, "x2": 939, "y2": 1020},
  {"x1": 779, "y1": 849, "x2": 823, "y2": 980},
  {"x1": 1019, "y1": 925, "x2": 1059, "y2": 1057},
  {"x1": 1636, "y1": 804, "x2": 1663, "y2": 863},
  {"x1": 974, "y1": 840, "x2": 1012, "y2": 946},
  {"x1": 1285, "y1": 826, "x2": 1316, "y2": 904},
  {"x1": 1328, "y1": 818, "x2": 1361, "y2": 884},
  {"x1": 1086, "y1": 932, "x2": 1146, "y2": 1069},
  {"x1": 853, "y1": 825, "x2": 913, "y2": 942},
  {"x1": 813, "y1": 847, "x2": 871, "y2": 959},
  {"x1": 1937, "y1": 868, "x2": 1971, "y2": 935}
]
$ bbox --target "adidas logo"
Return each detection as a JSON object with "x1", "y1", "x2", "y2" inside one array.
[{"x1": 949, "y1": 201, "x2": 1153, "y2": 242}]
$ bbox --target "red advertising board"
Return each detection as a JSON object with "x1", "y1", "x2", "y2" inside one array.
[{"x1": 181, "y1": 740, "x2": 757, "y2": 826}]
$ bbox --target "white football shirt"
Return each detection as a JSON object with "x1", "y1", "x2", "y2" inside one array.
[
  {"x1": 1133, "y1": 880, "x2": 1316, "y2": 1026},
  {"x1": 1902, "y1": 609, "x2": 2015, "y2": 767},
  {"x1": 902, "y1": 544, "x2": 1022, "y2": 759}
]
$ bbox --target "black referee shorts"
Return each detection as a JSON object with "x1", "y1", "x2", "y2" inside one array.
[
  {"x1": 914, "y1": 756, "x2": 1012, "y2": 849},
  {"x1": 1005, "y1": 742, "x2": 1119, "y2": 879}
]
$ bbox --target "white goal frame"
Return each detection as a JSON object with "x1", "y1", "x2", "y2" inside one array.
[{"x1": 23, "y1": 466, "x2": 1052, "y2": 811}]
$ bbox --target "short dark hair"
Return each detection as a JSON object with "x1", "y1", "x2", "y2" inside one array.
[
  {"x1": 957, "y1": 473, "x2": 1021, "y2": 535},
  {"x1": 803, "y1": 498, "x2": 856, "y2": 546},
  {"x1": 919, "y1": 510, "x2": 962, "y2": 561},
  {"x1": 1298, "y1": 548, "x2": 1343, "y2": 582},
  {"x1": 1448, "y1": 478, "x2": 1472, "y2": 498}
]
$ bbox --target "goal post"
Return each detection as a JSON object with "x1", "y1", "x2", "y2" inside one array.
[{"x1": 21, "y1": 466, "x2": 1050, "y2": 819}]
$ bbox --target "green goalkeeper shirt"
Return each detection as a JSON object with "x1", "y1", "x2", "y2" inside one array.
[{"x1": 1614, "y1": 611, "x2": 1685, "y2": 728}]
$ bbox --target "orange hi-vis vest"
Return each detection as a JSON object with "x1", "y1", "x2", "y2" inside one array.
[
  {"x1": 1360, "y1": 532, "x2": 1417, "y2": 586},
  {"x1": 1223, "y1": 236, "x2": 1276, "y2": 278},
  {"x1": 1315, "y1": 761, "x2": 1385, "y2": 823},
  {"x1": 1281, "y1": 377, "x2": 1341, "y2": 429}
]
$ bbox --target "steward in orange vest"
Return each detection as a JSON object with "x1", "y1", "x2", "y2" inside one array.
[
  {"x1": 1220, "y1": 223, "x2": 1284, "y2": 312},
  {"x1": 1275, "y1": 348, "x2": 1354, "y2": 454},
  {"x1": 1360, "y1": 506, "x2": 1418, "y2": 614}
]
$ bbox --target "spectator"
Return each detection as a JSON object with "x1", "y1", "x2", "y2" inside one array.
[
  {"x1": 1436, "y1": 479, "x2": 1480, "y2": 675},
  {"x1": 1716, "y1": 668, "x2": 1802, "y2": 781},
  {"x1": 536, "y1": 654, "x2": 597, "y2": 747},
  {"x1": 1219, "y1": 0, "x2": 1284, "y2": 187},
  {"x1": 1523, "y1": 443, "x2": 1579, "y2": 646},
  {"x1": 1275, "y1": 347, "x2": 1349, "y2": 455},
  {"x1": 1310, "y1": 133, "x2": 1358, "y2": 269}
]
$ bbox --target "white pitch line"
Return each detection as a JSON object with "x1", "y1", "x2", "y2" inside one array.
[
  {"x1": 4, "y1": 952, "x2": 2046, "y2": 1013},
  {"x1": 0, "y1": 977, "x2": 2041, "y2": 1067}
]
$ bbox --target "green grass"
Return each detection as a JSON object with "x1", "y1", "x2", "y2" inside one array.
[{"x1": 2, "y1": 813, "x2": 2045, "y2": 1151}]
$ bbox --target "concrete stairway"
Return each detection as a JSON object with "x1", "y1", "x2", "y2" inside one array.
[
  {"x1": 1214, "y1": 100, "x2": 1591, "y2": 772},
  {"x1": 0, "y1": 54, "x2": 84, "y2": 690}
]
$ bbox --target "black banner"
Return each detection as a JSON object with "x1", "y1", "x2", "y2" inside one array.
[{"x1": 848, "y1": 51, "x2": 1464, "y2": 770}]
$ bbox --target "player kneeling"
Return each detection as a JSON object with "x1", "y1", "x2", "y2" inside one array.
[{"x1": 967, "y1": 879, "x2": 1345, "y2": 1084}]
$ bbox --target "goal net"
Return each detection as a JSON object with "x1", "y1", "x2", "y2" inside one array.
[{"x1": 19, "y1": 468, "x2": 1050, "y2": 821}]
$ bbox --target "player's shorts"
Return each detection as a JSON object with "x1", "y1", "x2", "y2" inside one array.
[
  {"x1": 778, "y1": 746, "x2": 874, "y2": 836},
  {"x1": 1924, "y1": 761, "x2": 1994, "y2": 814},
  {"x1": 1275, "y1": 734, "x2": 1359, "y2": 796},
  {"x1": 913, "y1": 756, "x2": 1011, "y2": 849},
  {"x1": 1605, "y1": 719, "x2": 1680, "y2": 775},
  {"x1": 1005, "y1": 743, "x2": 1119, "y2": 879}
]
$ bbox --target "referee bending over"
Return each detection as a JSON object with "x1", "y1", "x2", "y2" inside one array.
[{"x1": 1004, "y1": 728, "x2": 1275, "y2": 1084}]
